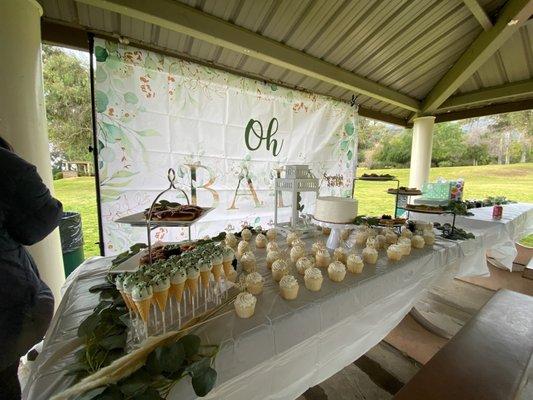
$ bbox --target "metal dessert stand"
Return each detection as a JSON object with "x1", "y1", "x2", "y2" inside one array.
[
  {"x1": 113, "y1": 168, "x2": 219, "y2": 343},
  {"x1": 115, "y1": 168, "x2": 214, "y2": 265}
]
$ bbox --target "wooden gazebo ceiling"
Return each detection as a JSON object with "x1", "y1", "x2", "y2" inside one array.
[{"x1": 40, "y1": 0, "x2": 533, "y2": 127}]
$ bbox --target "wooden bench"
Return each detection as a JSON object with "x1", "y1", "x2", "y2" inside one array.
[{"x1": 394, "y1": 289, "x2": 533, "y2": 400}]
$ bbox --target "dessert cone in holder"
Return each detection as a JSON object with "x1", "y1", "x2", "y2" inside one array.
[
  {"x1": 134, "y1": 297, "x2": 152, "y2": 324},
  {"x1": 212, "y1": 264, "x2": 223, "y2": 283},
  {"x1": 223, "y1": 261, "x2": 233, "y2": 277},
  {"x1": 200, "y1": 271, "x2": 211, "y2": 289},
  {"x1": 153, "y1": 289, "x2": 169, "y2": 313},
  {"x1": 187, "y1": 276, "x2": 199, "y2": 297},
  {"x1": 169, "y1": 282, "x2": 185, "y2": 303}
]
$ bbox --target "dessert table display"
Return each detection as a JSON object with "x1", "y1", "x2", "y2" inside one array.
[
  {"x1": 409, "y1": 203, "x2": 533, "y2": 272},
  {"x1": 24, "y1": 225, "x2": 490, "y2": 400}
]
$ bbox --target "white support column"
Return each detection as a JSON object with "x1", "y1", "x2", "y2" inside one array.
[
  {"x1": 0, "y1": 0, "x2": 65, "y2": 303},
  {"x1": 408, "y1": 116, "x2": 436, "y2": 189}
]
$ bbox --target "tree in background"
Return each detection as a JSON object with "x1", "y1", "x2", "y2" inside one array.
[
  {"x1": 431, "y1": 122, "x2": 466, "y2": 166},
  {"x1": 43, "y1": 45, "x2": 92, "y2": 162}
]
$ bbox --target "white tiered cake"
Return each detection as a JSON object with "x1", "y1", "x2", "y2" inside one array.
[{"x1": 314, "y1": 196, "x2": 358, "y2": 224}]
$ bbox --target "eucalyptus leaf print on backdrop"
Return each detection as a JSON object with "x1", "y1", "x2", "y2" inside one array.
[{"x1": 93, "y1": 38, "x2": 357, "y2": 255}]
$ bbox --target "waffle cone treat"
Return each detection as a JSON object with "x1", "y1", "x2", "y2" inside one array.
[
  {"x1": 222, "y1": 247, "x2": 235, "y2": 276},
  {"x1": 225, "y1": 232, "x2": 238, "y2": 249},
  {"x1": 132, "y1": 282, "x2": 153, "y2": 323},
  {"x1": 186, "y1": 266, "x2": 200, "y2": 297},
  {"x1": 198, "y1": 258, "x2": 212, "y2": 289},
  {"x1": 212, "y1": 264, "x2": 223, "y2": 282},
  {"x1": 209, "y1": 251, "x2": 224, "y2": 283},
  {"x1": 237, "y1": 240, "x2": 250, "y2": 259},
  {"x1": 169, "y1": 282, "x2": 185, "y2": 303},
  {"x1": 170, "y1": 267, "x2": 187, "y2": 303}
]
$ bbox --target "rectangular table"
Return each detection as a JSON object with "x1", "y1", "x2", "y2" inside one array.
[
  {"x1": 409, "y1": 203, "x2": 533, "y2": 273},
  {"x1": 24, "y1": 233, "x2": 485, "y2": 400}
]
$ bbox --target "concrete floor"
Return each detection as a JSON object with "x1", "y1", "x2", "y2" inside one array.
[{"x1": 296, "y1": 259, "x2": 533, "y2": 399}]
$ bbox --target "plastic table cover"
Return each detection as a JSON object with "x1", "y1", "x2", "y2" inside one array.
[
  {"x1": 409, "y1": 203, "x2": 533, "y2": 272},
  {"x1": 25, "y1": 233, "x2": 485, "y2": 400}
]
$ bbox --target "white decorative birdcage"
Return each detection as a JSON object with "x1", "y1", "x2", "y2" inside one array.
[{"x1": 274, "y1": 165, "x2": 319, "y2": 234}]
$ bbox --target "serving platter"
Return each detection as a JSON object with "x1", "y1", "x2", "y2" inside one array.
[{"x1": 115, "y1": 207, "x2": 215, "y2": 227}]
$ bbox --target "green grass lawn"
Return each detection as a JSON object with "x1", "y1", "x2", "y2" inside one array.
[
  {"x1": 53, "y1": 163, "x2": 533, "y2": 259},
  {"x1": 53, "y1": 177, "x2": 100, "y2": 258}
]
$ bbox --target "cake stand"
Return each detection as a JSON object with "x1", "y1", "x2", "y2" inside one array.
[{"x1": 312, "y1": 217, "x2": 358, "y2": 250}]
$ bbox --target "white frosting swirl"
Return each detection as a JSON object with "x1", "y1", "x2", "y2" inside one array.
[
  {"x1": 235, "y1": 292, "x2": 256, "y2": 308},
  {"x1": 279, "y1": 274, "x2": 298, "y2": 289},
  {"x1": 304, "y1": 267, "x2": 322, "y2": 280}
]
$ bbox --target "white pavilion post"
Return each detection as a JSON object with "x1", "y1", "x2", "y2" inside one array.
[
  {"x1": 408, "y1": 116, "x2": 436, "y2": 189},
  {"x1": 0, "y1": 0, "x2": 65, "y2": 304}
]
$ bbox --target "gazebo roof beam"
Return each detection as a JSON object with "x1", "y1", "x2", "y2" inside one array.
[
  {"x1": 438, "y1": 79, "x2": 533, "y2": 110},
  {"x1": 463, "y1": 0, "x2": 493, "y2": 30},
  {"x1": 421, "y1": 0, "x2": 533, "y2": 114},
  {"x1": 76, "y1": 0, "x2": 420, "y2": 112}
]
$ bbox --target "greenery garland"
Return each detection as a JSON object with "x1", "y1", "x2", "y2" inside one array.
[{"x1": 65, "y1": 277, "x2": 218, "y2": 399}]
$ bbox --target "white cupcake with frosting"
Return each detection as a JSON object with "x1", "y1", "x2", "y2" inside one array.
[
  {"x1": 266, "y1": 241, "x2": 279, "y2": 253},
  {"x1": 290, "y1": 245, "x2": 306, "y2": 263},
  {"x1": 296, "y1": 256, "x2": 314, "y2": 275},
  {"x1": 312, "y1": 241, "x2": 326, "y2": 255},
  {"x1": 328, "y1": 261, "x2": 346, "y2": 282},
  {"x1": 241, "y1": 228, "x2": 253, "y2": 241},
  {"x1": 255, "y1": 233, "x2": 267, "y2": 249},
  {"x1": 304, "y1": 267, "x2": 323, "y2": 292},
  {"x1": 423, "y1": 229, "x2": 436, "y2": 245},
  {"x1": 287, "y1": 231, "x2": 299, "y2": 246},
  {"x1": 245, "y1": 272, "x2": 264, "y2": 295},
  {"x1": 240, "y1": 251, "x2": 256, "y2": 272},
  {"x1": 346, "y1": 254, "x2": 364, "y2": 274},
  {"x1": 398, "y1": 237, "x2": 412, "y2": 256},
  {"x1": 266, "y1": 250, "x2": 282, "y2": 269},
  {"x1": 387, "y1": 244, "x2": 402, "y2": 261},
  {"x1": 266, "y1": 228, "x2": 277, "y2": 242},
  {"x1": 234, "y1": 292, "x2": 257, "y2": 318},
  {"x1": 225, "y1": 232, "x2": 238, "y2": 249},
  {"x1": 334, "y1": 247, "x2": 347, "y2": 263},
  {"x1": 411, "y1": 235, "x2": 425, "y2": 249},
  {"x1": 271, "y1": 259, "x2": 289, "y2": 282},
  {"x1": 237, "y1": 240, "x2": 250, "y2": 259},
  {"x1": 292, "y1": 238, "x2": 306, "y2": 250},
  {"x1": 279, "y1": 275, "x2": 299, "y2": 300},
  {"x1": 315, "y1": 248, "x2": 331, "y2": 268}
]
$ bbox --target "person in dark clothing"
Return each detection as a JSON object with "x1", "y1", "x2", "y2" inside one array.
[{"x1": 0, "y1": 137, "x2": 63, "y2": 400}]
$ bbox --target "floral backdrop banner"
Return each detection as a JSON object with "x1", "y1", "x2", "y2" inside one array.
[{"x1": 93, "y1": 38, "x2": 358, "y2": 255}]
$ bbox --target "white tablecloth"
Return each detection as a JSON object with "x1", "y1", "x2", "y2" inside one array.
[
  {"x1": 409, "y1": 203, "x2": 533, "y2": 273},
  {"x1": 24, "y1": 233, "x2": 486, "y2": 400}
]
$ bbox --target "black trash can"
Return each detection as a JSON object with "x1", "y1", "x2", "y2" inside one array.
[{"x1": 58, "y1": 212, "x2": 85, "y2": 277}]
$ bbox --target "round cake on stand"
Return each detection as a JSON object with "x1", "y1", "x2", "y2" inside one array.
[{"x1": 312, "y1": 196, "x2": 358, "y2": 249}]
